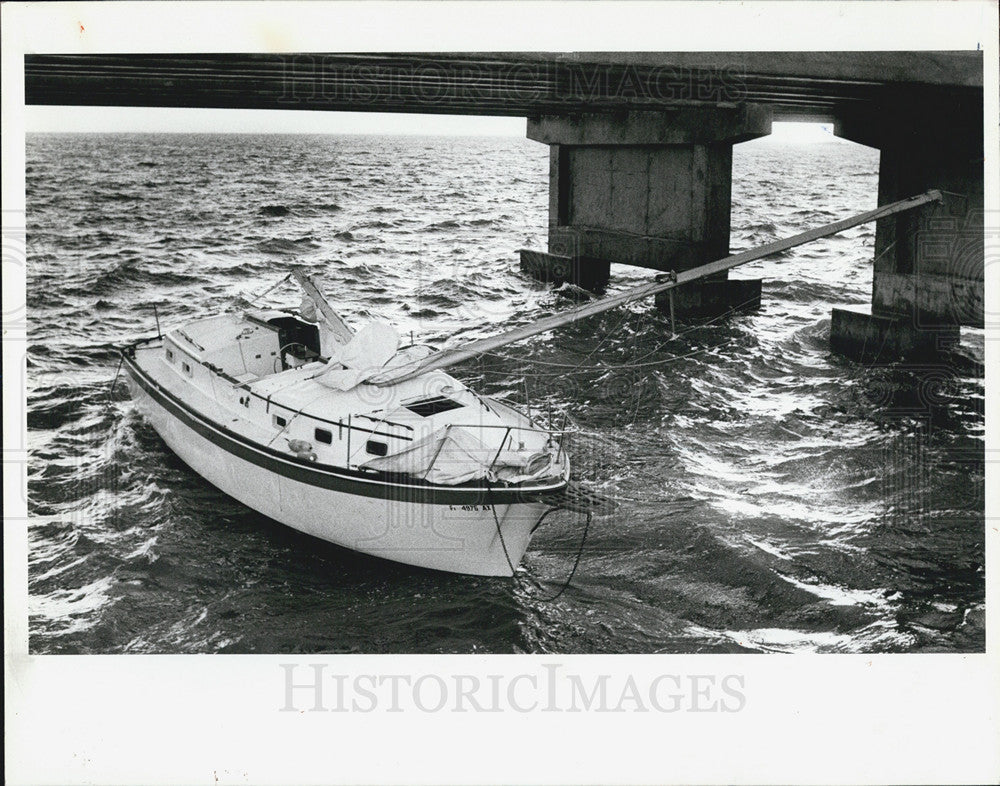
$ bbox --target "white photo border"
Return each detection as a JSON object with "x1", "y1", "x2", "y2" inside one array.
[{"x1": 3, "y1": 2, "x2": 998, "y2": 784}]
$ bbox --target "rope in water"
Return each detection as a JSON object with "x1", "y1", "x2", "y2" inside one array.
[
  {"x1": 473, "y1": 230, "x2": 900, "y2": 381},
  {"x1": 106, "y1": 353, "x2": 125, "y2": 409},
  {"x1": 487, "y1": 483, "x2": 593, "y2": 602},
  {"x1": 475, "y1": 239, "x2": 911, "y2": 591},
  {"x1": 466, "y1": 292, "x2": 762, "y2": 379}
]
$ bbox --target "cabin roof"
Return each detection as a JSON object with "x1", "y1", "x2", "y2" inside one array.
[
  {"x1": 170, "y1": 313, "x2": 249, "y2": 356},
  {"x1": 247, "y1": 362, "x2": 479, "y2": 426}
]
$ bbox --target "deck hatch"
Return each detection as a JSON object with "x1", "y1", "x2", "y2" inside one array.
[{"x1": 404, "y1": 396, "x2": 464, "y2": 418}]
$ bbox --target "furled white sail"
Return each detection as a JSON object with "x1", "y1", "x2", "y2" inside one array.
[{"x1": 315, "y1": 320, "x2": 400, "y2": 391}]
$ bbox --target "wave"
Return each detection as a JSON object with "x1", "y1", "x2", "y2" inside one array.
[
  {"x1": 96, "y1": 191, "x2": 144, "y2": 203},
  {"x1": 424, "y1": 220, "x2": 461, "y2": 232},
  {"x1": 257, "y1": 236, "x2": 320, "y2": 253},
  {"x1": 83, "y1": 259, "x2": 205, "y2": 295},
  {"x1": 27, "y1": 381, "x2": 108, "y2": 431}
]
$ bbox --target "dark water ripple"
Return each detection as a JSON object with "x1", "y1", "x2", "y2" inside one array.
[{"x1": 26, "y1": 133, "x2": 984, "y2": 654}]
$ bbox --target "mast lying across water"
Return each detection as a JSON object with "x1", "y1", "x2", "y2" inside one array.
[{"x1": 367, "y1": 190, "x2": 942, "y2": 386}]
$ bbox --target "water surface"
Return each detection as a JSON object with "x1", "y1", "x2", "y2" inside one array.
[{"x1": 26, "y1": 133, "x2": 985, "y2": 653}]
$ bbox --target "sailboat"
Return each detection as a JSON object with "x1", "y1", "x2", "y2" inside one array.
[{"x1": 120, "y1": 191, "x2": 940, "y2": 576}]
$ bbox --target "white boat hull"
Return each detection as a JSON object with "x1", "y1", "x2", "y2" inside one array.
[{"x1": 124, "y1": 369, "x2": 551, "y2": 576}]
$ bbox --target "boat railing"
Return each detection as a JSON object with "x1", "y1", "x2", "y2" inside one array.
[{"x1": 422, "y1": 421, "x2": 575, "y2": 481}]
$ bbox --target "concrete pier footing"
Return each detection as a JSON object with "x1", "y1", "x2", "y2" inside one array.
[
  {"x1": 518, "y1": 249, "x2": 610, "y2": 291},
  {"x1": 830, "y1": 307, "x2": 959, "y2": 363},
  {"x1": 654, "y1": 278, "x2": 762, "y2": 319},
  {"x1": 831, "y1": 98, "x2": 983, "y2": 362}
]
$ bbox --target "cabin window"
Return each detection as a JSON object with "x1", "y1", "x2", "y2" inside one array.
[
  {"x1": 182, "y1": 361, "x2": 192, "y2": 377},
  {"x1": 315, "y1": 428, "x2": 333, "y2": 445},
  {"x1": 273, "y1": 415, "x2": 287, "y2": 428},
  {"x1": 404, "y1": 396, "x2": 464, "y2": 418},
  {"x1": 165, "y1": 348, "x2": 174, "y2": 362},
  {"x1": 366, "y1": 440, "x2": 388, "y2": 457}
]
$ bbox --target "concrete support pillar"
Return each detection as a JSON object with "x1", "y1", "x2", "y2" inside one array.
[
  {"x1": 831, "y1": 97, "x2": 983, "y2": 361},
  {"x1": 522, "y1": 106, "x2": 772, "y2": 309}
]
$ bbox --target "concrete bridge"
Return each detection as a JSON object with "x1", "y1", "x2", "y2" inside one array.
[{"x1": 25, "y1": 52, "x2": 985, "y2": 360}]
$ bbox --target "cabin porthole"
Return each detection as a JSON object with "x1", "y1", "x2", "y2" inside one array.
[
  {"x1": 365, "y1": 440, "x2": 388, "y2": 457},
  {"x1": 315, "y1": 428, "x2": 333, "y2": 445}
]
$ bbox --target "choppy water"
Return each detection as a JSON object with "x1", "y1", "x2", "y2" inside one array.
[{"x1": 26, "y1": 132, "x2": 984, "y2": 653}]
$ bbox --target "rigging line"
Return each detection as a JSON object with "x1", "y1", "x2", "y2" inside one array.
[
  {"x1": 465, "y1": 290, "x2": 760, "y2": 379},
  {"x1": 532, "y1": 297, "x2": 640, "y2": 379},
  {"x1": 481, "y1": 344, "x2": 713, "y2": 372},
  {"x1": 347, "y1": 407, "x2": 395, "y2": 465},
  {"x1": 589, "y1": 290, "x2": 762, "y2": 368},
  {"x1": 487, "y1": 483, "x2": 519, "y2": 577},
  {"x1": 627, "y1": 299, "x2": 652, "y2": 423},
  {"x1": 458, "y1": 288, "x2": 644, "y2": 381},
  {"x1": 264, "y1": 384, "x2": 332, "y2": 448},
  {"x1": 627, "y1": 293, "x2": 763, "y2": 361},
  {"x1": 478, "y1": 293, "x2": 761, "y2": 372},
  {"x1": 243, "y1": 272, "x2": 292, "y2": 307},
  {"x1": 456, "y1": 300, "x2": 640, "y2": 384},
  {"x1": 482, "y1": 326, "x2": 747, "y2": 372},
  {"x1": 516, "y1": 293, "x2": 637, "y2": 373},
  {"x1": 106, "y1": 352, "x2": 125, "y2": 409},
  {"x1": 534, "y1": 509, "x2": 592, "y2": 603}
]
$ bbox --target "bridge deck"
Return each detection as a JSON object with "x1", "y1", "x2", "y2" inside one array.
[{"x1": 24, "y1": 52, "x2": 982, "y2": 121}]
